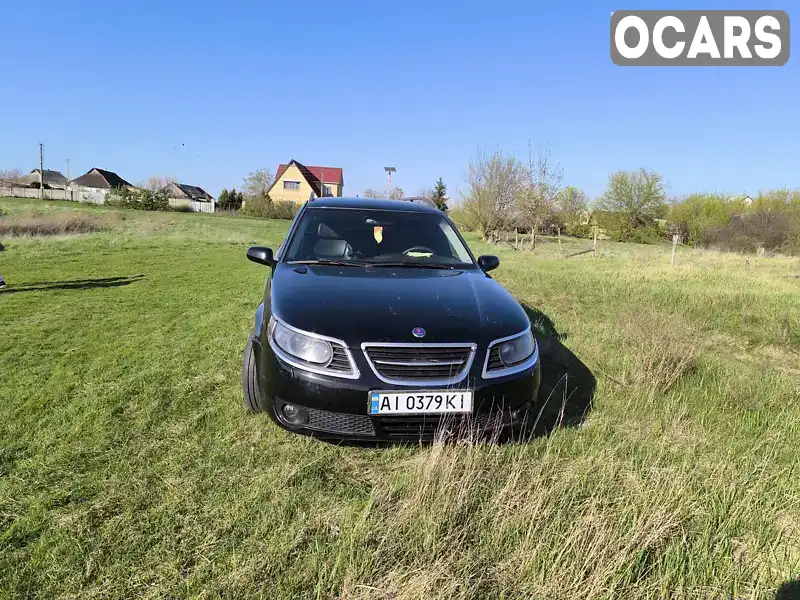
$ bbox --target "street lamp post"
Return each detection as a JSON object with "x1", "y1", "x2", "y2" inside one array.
[{"x1": 384, "y1": 166, "x2": 396, "y2": 199}]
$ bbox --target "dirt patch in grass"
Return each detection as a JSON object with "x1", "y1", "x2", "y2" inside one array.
[{"x1": 0, "y1": 214, "x2": 112, "y2": 237}]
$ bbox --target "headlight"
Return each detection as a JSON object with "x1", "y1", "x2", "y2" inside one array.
[
  {"x1": 498, "y1": 330, "x2": 535, "y2": 366},
  {"x1": 270, "y1": 318, "x2": 333, "y2": 365}
]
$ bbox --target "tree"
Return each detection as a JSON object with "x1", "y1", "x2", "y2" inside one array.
[
  {"x1": 599, "y1": 168, "x2": 667, "y2": 235},
  {"x1": 140, "y1": 175, "x2": 177, "y2": 192},
  {"x1": 462, "y1": 148, "x2": 525, "y2": 242},
  {"x1": 516, "y1": 143, "x2": 564, "y2": 249},
  {"x1": 362, "y1": 188, "x2": 383, "y2": 199},
  {"x1": 222, "y1": 187, "x2": 243, "y2": 210},
  {"x1": 0, "y1": 168, "x2": 23, "y2": 181},
  {"x1": 218, "y1": 189, "x2": 229, "y2": 209},
  {"x1": 431, "y1": 177, "x2": 449, "y2": 212},
  {"x1": 242, "y1": 168, "x2": 273, "y2": 199},
  {"x1": 388, "y1": 187, "x2": 405, "y2": 200},
  {"x1": 554, "y1": 186, "x2": 588, "y2": 234}
]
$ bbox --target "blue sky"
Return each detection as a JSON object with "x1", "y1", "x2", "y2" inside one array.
[{"x1": 0, "y1": 0, "x2": 796, "y2": 201}]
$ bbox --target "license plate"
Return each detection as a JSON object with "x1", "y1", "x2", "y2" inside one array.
[{"x1": 368, "y1": 390, "x2": 473, "y2": 415}]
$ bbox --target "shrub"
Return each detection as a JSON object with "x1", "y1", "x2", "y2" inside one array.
[
  {"x1": 565, "y1": 223, "x2": 593, "y2": 239},
  {"x1": 448, "y1": 206, "x2": 476, "y2": 232},
  {"x1": 669, "y1": 193, "x2": 736, "y2": 246},
  {"x1": 239, "y1": 195, "x2": 299, "y2": 220},
  {"x1": 701, "y1": 210, "x2": 800, "y2": 254},
  {"x1": 106, "y1": 187, "x2": 170, "y2": 211},
  {"x1": 271, "y1": 201, "x2": 299, "y2": 220}
]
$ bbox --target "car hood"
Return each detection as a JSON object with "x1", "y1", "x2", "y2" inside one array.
[{"x1": 270, "y1": 264, "x2": 530, "y2": 348}]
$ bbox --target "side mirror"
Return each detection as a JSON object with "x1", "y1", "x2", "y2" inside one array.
[
  {"x1": 477, "y1": 255, "x2": 500, "y2": 273},
  {"x1": 247, "y1": 246, "x2": 275, "y2": 267}
]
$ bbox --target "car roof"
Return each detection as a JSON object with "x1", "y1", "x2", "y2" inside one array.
[{"x1": 307, "y1": 196, "x2": 442, "y2": 214}]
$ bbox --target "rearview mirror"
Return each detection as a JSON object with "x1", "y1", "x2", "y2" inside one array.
[
  {"x1": 247, "y1": 246, "x2": 275, "y2": 267},
  {"x1": 477, "y1": 255, "x2": 499, "y2": 273}
]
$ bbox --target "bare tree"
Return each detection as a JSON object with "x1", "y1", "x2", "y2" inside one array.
[
  {"x1": 462, "y1": 148, "x2": 525, "y2": 242},
  {"x1": 0, "y1": 168, "x2": 23, "y2": 181},
  {"x1": 140, "y1": 175, "x2": 177, "y2": 192},
  {"x1": 362, "y1": 188, "x2": 384, "y2": 198},
  {"x1": 416, "y1": 187, "x2": 434, "y2": 199},
  {"x1": 242, "y1": 168, "x2": 274, "y2": 199},
  {"x1": 388, "y1": 186, "x2": 405, "y2": 200},
  {"x1": 516, "y1": 142, "x2": 564, "y2": 249}
]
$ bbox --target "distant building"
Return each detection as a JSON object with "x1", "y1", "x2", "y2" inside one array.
[
  {"x1": 70, "y1": 168, "x2": 132, "y2": 190},
  {"x1": 268, "y1": 160, "x2": 344, "y2": 204},
  {"x1": 164, "y1": 182, "x2": 216, "y2": 213},
  {"x1": 17, "y1": 169, "x2": 69, "y2": 189}
]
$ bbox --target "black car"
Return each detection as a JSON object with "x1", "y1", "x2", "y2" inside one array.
[{"x1": 242, "y1": 197, "x2": 541, "y2": 442}]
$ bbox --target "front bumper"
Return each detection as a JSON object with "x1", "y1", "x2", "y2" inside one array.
[{"x1": 253, "y1": 336, "x2": 541, "y2": 442}]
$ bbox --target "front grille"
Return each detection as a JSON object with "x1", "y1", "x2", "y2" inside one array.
[
  {"x1": 306, "y1": 406, "x2": 375, "y2": 436},
  {"x1": 486, "y1": 346, "x2": 504, "y2": 371},
  {"x1": 328, "y1": 345, "x2": 352, "y2": 373},
  {"x1": 362, "y1": 344, "x2": 475, "y2": 384},
  {"x1": 376, "y1": 410, "x2": 514, "y2": 440}
]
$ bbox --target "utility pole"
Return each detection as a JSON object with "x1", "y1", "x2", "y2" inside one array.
[
  {"x1": 39, "y1": 143, "x2": 44, "y2": 199},
  {"x1": 65, "y1": 158, "x2": 70, "y2": 182},
  {"x1": 384, "y1": 166, "x2": 396, "y2": 199}
]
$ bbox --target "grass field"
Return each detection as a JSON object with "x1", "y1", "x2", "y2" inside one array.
[{"x1": 1, "y1": 196, "x2": 799, "y2": 599}]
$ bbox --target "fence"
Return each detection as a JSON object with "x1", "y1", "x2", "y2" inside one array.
[
  {"x1": 0, "y1": 187, "x2": 214, "y2": 213},
  {"x1": 168, "y1": 198, "x2": 215, "y2": 213},
  {"x1": 0, "y1": 186, "x2": 108, "y2": 204}
]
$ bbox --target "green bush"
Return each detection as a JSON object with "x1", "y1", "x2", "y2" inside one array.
[
  {"x1": 271, "y1": 201, "x2": 298, "y2": 220},
  {"x1": 565, "y1": 223, "x2": 593, "y2": 239},
  {"x1": 240, "y1": 195, "x2": 298, "y2": 220},
  {"x1": 106, "y1": 188, "x2": 170, "y2": 212}
]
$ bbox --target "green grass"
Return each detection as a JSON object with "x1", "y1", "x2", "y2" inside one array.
[{"x1": 1, "y1": 196, "x2": 799, "y2": 599}]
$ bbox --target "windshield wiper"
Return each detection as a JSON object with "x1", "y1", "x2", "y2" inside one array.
[
  {"x1": 366, "y1": 262, "x2": 460, "y2": 270},
  {"x1": 288, "y1": 259, "x2": 368, "y2": 267}
]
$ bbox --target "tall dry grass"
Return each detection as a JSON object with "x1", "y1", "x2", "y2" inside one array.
[{"x1": 0, "y1": 214, "x2": 109, "y2": 237}]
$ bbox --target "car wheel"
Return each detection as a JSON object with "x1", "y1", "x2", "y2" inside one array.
[{"x1": 242, "y1": 334, "x2": 264, "y2": 413}]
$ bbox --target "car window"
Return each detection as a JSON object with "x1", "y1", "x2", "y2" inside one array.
[{"x1": 284, "y1": 207, "x2": 474, "y2": 266}]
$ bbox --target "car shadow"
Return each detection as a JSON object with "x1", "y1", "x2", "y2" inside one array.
[
  {"x1": 519, "y1": 303, "x2": 596, "y2": 438},
  {"x1": 0, "y1": 275, "x2": 145, "y2": 295},
  {"x1": 776, "y1": 580, "x2": 800, "y2": 600},
  {"x1": 316, "y1": 304, "x2": 595, "y2": 449}
]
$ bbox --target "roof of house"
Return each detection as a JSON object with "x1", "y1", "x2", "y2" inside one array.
[
  {"x1": 308, "y1": 197, "x2": 441, "y2": 214},
  {"x1": 166, "y1": 182, "x2": 214, "y2": 201},
  {"x1": 71, "y1": 168, "x2": 132, "y2": 189},
  {"x1": 269, "y1": 160, "x2": 342, "y2": 198},
  {"x1": 17, "y1": 169, "x2": 69, "y2": 187},
  {"x1": 275, "y1": 160, "x2": 343, "y2": 185}
]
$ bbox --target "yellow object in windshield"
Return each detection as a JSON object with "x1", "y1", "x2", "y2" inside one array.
[{"x1": 373, "y1": 226, "x2": 383, "y2": 243}]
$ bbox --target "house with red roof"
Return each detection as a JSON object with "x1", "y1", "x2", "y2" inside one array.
[{"x1": 268, "y1": 160, "x2": 343, "y2": 204}]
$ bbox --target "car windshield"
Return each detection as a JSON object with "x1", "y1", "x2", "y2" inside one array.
[{"x1": 284, "y1": 207, "x2": 475, "y2": 267}]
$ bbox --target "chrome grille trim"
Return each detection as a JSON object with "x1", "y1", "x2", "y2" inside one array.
[{"x1": 361, "y1": 342, "x2": 477, "y2": 386}]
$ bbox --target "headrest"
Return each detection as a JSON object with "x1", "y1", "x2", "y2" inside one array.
[{"x1": 317, "y1": 223, "x2": 339, "y2": 239}]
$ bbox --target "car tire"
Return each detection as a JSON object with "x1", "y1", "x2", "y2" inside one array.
[{"x1": 242, "y1": 334, "x2": 264, "y2": 413}]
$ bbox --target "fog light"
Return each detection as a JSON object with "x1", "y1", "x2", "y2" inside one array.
[{"x1": 281, "y1": 403, "x2": 308, "y2": 426}]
